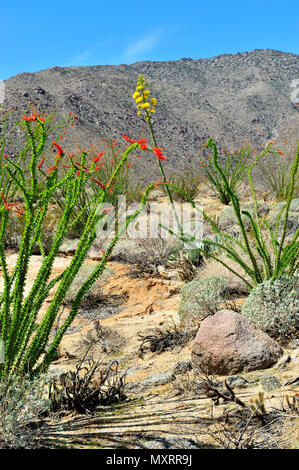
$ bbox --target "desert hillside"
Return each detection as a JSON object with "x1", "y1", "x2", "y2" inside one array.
[{"x1": 3, "y1": 48, "x2": 299, "y2": 181}]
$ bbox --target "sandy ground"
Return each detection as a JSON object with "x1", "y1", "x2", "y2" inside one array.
[{"x1": 1, "y1": 252, "x2": 298, "y2": 449}]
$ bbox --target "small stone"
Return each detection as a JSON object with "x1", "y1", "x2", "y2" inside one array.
[
  {"x1": 289, "y1": 339, "x2": 299, "y2": 350},
  {"x1": 132, "y1": 371, "x2": 174, "y2": 390},
  {"x1": 260, "y1": 374, "x2": 282, "y2": 391},
  {"x1": 142, "y1": 436, "x2": 200, "y2": 449},
  {"x1": 226, "y1": 376, "x2": 250, "y2": 388},
  {"x1": 59, "y1": 238, "x2": 79, "y2": 255},
  {"x1": 276, "y1": 354, "x2": 291, "y2": 369},
  {"x1": 172, "y1": 360, "x2": 192, "y2": 376}
]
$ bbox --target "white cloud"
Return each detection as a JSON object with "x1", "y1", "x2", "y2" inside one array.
[
  {"x1": 124, "y1": 29, "x2": 164, "y2": 61},
  {"x1": 66, "y1": 50, "x2": 92, "y2": 66},
  {"x1": 64, "y1": 27, "x2": 165, "y2": 68}
]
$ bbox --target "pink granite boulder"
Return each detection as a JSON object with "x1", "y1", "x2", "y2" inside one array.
[{"x1": 191, "y1": 309, "x2": 283, "y2": 375}]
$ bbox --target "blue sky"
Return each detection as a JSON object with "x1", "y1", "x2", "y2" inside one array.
[{"x1": 1, "y1": 0, "x2": 298, "y2": 80}]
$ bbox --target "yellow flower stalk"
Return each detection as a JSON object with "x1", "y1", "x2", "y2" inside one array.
[
  {"x1": 132, "y1": 74, "x2": 182, "y2": 238},
  {"x1": 132, "y1": 74, "x2": 157, "y2": 119}
]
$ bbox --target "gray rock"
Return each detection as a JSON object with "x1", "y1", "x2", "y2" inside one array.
[
  {"x1": 135, "y1": 371, "x2": 174, "y2": 389},
  {"x1": 266, "y1": 198, "x2": 299, "y2": 235},
  {"x1": 59, "y1": 238, "x2": 79, "y2": 255},
  {"x1": 276, "y1": 354, "x2": 291, "y2": 369},
  {"x1": 192, "y1": 309, "x2": 283, "y2": 375},
  {"x1": 172, "y1": 360, "x2": 192, "y2": 376},
  {"x1": 226, "y1": 376, "x2": 251, "y2": 388},
  {"x1": 142, "y1": 436, "x2": 200, "y2": 449},
  {"x1": 260, "y1": 374, "x2": 282, "y2": 391},
  {"x1": 289, "y1": 339, "x2": 299, "y2": 350},
  {"x1": 218, "y1": 203, "x2": 269, "y2": 230}
]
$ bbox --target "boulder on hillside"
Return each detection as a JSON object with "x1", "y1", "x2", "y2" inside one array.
[
  {"x1": 191, "y1": 309, "x2": 283, "y2": 375},
  {"x1": 217, "y1": 202, "x2": 269, "y2": 232},
  {"x1": 266, "y1": 198, "x2": 299, "y2": 236}
]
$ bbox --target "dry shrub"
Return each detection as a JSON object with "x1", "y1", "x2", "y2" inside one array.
[
  {"x1": 77, "y1": 320, "x2": 126, "y2": 356},
  {"x1": 191, "y1": 372, "x2": 299, "y2": 449},
  {"x1": 49, "y1": 355, "x2": 128, "y2": 414},
  {"x1": 63, "y1": 265, "x2": 113, "y2": 308},
  {"x1": 137, "y1": 321, "x2": 196, "y2": 358},
  {"x1": 172, "y1": 252, "x2": 197, "y2": 282},
  {"x1": 118, "y1": 235, "x2": 179, "y2": 277}
]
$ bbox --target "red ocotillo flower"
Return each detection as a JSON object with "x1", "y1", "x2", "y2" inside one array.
[
  {"x1": 93, "y1": 152, "x2": 104, "y2": 163},
  {"x1": 122, "y1": 135, "x2": 136, "y2": 144},
  {"x1": 46, "y1": 164, "x2": 58, "y2": 175},
  {"x1": 37, "y1": 156, "x2": 46, "y2": 169},
  {"x1": 1, "y1": 192, "x2": 24, "y2": 215},
  {"x1": 52, "y1": 141, "x2": 64, "y2": 157},
  {"x1": 153, "y1": 147, "x2": 167, "y2": 161}
]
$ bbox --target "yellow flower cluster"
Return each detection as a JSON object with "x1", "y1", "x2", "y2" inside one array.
[{"x1": 132, "y1": 74, "x2": 157, "y2": 119}]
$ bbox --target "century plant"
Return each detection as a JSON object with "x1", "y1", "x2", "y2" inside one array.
[
  {"x1": 0, "y1": 107, "x2": 161, "y2": 379},
  {"x1": 134, "y1": 76, "x2": 299, "y2": 289},
  {"x1": 132, "y1": 76, "x2": 183, "y2": 233}
]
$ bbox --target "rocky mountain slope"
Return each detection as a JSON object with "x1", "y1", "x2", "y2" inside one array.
[{"x1": 3, "y1": 49, "x2": 299, "y2": 181}]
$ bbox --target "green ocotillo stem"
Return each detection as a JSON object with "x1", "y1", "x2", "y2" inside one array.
[
  {"x1": 146, "y1": 115, "x2": 183, "y2": 235},
  {"x1": 206, "y1": 138, "x2": 262, "y2": 284},
  {"x1": 275, "y1": 141, "x2": 299, "y2": 272},
  {"x1": 31, "y1": 181, "x2": 162, "y2": 376}
]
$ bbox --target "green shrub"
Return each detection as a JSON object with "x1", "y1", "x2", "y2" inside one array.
[
  {"x1": 241, "y1": 275, "x2": 299, "y2": 341},
  {"x1": 0, "y1": 374, "x2": 50, "y2": 448},
  {"x1": 178, "y1": 275, "x2": 228, "y2": 321}
]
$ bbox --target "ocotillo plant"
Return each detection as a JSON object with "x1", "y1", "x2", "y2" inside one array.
[
  {"x1": 198, "y1": 143, "x2": 252, "y2": 204},
  {"x1": 165, "y1": 140, "x2": 299, "y2": 289},
  {"x1": 256, "y1": 141, "x2": 299, "y2": 201},
  {"x1": 0, "y1": 107, "x2": 162, "y2": 379},
  {"x1": 198, "y1": 138, "x2": 299, "y2": 287}
]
